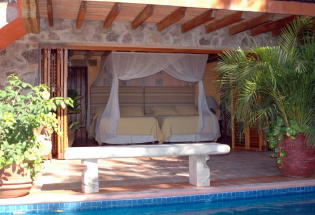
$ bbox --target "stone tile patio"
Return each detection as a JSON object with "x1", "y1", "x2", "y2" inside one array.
[
  {"x1": 1, "y1": 149, "x2": 315, "y2": 205},
  {"x1": 30, "y1": 150, "x2": 293, "y2": 195}
]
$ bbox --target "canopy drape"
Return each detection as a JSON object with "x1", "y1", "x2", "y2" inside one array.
[{"x1": 94, "y1": 52, "x2": 220, "y2": 143}]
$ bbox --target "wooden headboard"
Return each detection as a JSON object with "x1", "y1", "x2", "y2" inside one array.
[{"x1": 90, "y1": 86, "x2": 196, "y2": 117}]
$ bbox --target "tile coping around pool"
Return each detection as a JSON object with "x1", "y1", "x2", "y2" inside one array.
[
  {"x1": 1, "y1": 180, "x2": 315, "y2": 214},
  {"x1": 0, "y1": 179, "x2": 315, "y2": 212}
]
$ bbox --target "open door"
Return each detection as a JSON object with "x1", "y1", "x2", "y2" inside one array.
[{"x1": 41, "y1": 48, "x2": 68, "y2": 159}]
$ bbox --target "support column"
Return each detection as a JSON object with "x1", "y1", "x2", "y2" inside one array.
[
  {"x1": 81, "y1": 159, "x2": 99, "y2": 193},
  {"x1": 189, "y1": 155, "x2": 210, "y2": 186}
]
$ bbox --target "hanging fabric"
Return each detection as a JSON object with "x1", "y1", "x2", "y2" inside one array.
[{"x1": 94, "y1": 52, "x2": 220, "y2": 143}]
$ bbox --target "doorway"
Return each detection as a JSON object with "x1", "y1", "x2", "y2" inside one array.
[{"x1": 68, "y1": 67, "x2": 88, "y2": 146}]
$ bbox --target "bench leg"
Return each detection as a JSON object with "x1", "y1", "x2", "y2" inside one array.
[
  {"x1": 189, "y1": 155, "x2": 210, "y2": 187},
  {"x1": 81, "y1": 159, "x2": 99, "y2": 193}
]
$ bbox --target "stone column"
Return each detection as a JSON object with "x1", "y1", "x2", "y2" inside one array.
[
  {"x1": 81, "y1": 159, "x2": 99, "y2": 193},
  {"x1": 189, "y1": 155, "x2": 210, "y2": 187}
]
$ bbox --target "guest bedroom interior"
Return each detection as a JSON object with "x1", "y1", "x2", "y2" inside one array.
[{"x1": 64, "y1": 49, "x2": 222, "y2": 147}]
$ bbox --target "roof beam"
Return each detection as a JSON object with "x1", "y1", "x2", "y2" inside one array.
[
  {"x1": 250, "y1": 15, "x2": 296, "y2": 36},
  {"x1": 271, "y1": 28, "x2": 283, "y2": 37},
  {"x1": 47, "y1": 0, "x2": 53, "y2": 27},
  {"x1": 156, "y1": 7, "x2": 186, "y2": 31},
  {"x1": 181, "y1": 9, "x2": 213, "y2": 33},
  {"x1": 103, "y1": 3, "x2": 121, "y2": 28},
  {"x1": 205, "y1": 11, "x2": 243, "y2": 33},
  {"x1": 271, "y1": 17, "x2": 312, "y2": 37},
  {"x1": 81, "y1": 0, "x2": 315, "y2": 17},
  {"x1": 229, "y1": 13, "x2": 271, "y2": 35},
  {"x1": 21, "y1": 0, "x2": 40, "y2": 33},
  {"x1": 76, "y1": 1, "x2": 87, "y2": 29},
  {"x1": 131, "y1": 5, "x2": 154, "y2": 29}
]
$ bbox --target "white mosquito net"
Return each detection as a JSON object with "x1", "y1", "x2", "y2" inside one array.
[{"x1": 94, "y1": 52, "x2": 220, "y2": 143}]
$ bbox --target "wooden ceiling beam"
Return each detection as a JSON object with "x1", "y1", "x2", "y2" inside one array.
[
  {"x1": 205, "y1": 11, "x2": 243, "y2": 33},
  {"x1": 181, "y1": 9, "x2": 213, "y2": 33},
  {"x1": 272, "y1": 17, "x2": 315, "y2": 37},
  {"x1": 76, "y1": 1, "x2": 87, "y2": 29},
  {"x1": 131, "y1": 5, "x2": 154, "y2": 29},
  {"x1": 21, "y1": 0, "x2": 40, "y2": 33},
  {"x1": 47, "y1": 0, "x2": 53, "y2": 27},
  {"x1": 272, "y1": 28, "x2": 283, "y2": 37},
  {"x1": 156, "y1": 7, "x2": 186, "y2": 31},
  {"x1": 103, "y1": 3, "x2": 121, "y2": 29},
  {"x1": 250, "y1": 15, "x2": 296, "y2": 36},
  {"x1": 229, "y1": 13, "x2": 271, "y2": 35},
  {"x1": 70, "y1": 0, "x2": 315, "y2": 17}
]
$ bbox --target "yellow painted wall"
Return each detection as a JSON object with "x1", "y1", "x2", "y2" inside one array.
[
  {"x1": 203, "y1": 62, "x2": 220, "y2": 104},
  {"x1": 87, "y1": 56, "x2": 101, "y2": 88},
  {"x1": 69, "y1": 54, "x2": 102, "y2": 88}
]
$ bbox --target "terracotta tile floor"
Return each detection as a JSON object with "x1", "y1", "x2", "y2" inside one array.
[
  {"x1": 29, "y1": 150, "x2": 315, "y2": 196},
  {"x1": 2, "y1": 150, "x2": 315, "y2": 205}
]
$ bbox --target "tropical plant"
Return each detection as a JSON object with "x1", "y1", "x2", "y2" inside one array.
[
  {"x1": 218, "y1": 17, "x2": 315, "y2": 161},
  {"x1": 67, "y1": 89, "x2": 82, "y2": 114},
  {"x1": 0, "y1": 75, "x2": 73, "y2": 178}
]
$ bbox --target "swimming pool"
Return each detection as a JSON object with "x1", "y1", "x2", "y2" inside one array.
[{"x1": 1, "y1": 186, "x2": 315, "y2": 215}]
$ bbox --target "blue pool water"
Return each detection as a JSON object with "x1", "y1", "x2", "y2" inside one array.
[{"x1": 4, "y1": 191, "x2": 315, "y2": 215}]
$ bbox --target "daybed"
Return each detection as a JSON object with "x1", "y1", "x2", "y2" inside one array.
[{"x1": 91, "y1": 52, "x2": 220, "y2": 145}]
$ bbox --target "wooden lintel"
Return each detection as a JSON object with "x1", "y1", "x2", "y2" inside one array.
[
  {"x1": 156, "y1": 7, "x2": 186, "y2": 31},
  {"x1": 131, "y1": 5, "x2": 154, "y2": 29},
  {"x1": 47, "y1": 0, "x2": 53, "y2": 27},
  {"x1": 229, "y1": 13, "x2": 271, "y2": 35},
  {"x1": 76, "y1": 1, "x2": 87, "y2": 29},
  {"x1": 41, "y1": 43, "x2": 224, "y2": 54},
  {"x1": 21, "y1": 0, "x2": 40, "y2": 33},
  {"x1": 205, "y1": 11, "x2": 243, "y2": 33},
  {"x1": 182, "y1": 9, "x2": 213, "y2": 33},
  {"x1": 250, "y1": 15, "x2": 296, "y2": 36},
  {"x1": 103, "y1": 3, "x2": 121, "y2": 28}
]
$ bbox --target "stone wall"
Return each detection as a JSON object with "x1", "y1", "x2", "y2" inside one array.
[
  {"x1": 0, "y1": 18, "x2": 278, "y2": 87},
  {"x1": 0, "y1": 41, "x2": 39, "y2": 87}
]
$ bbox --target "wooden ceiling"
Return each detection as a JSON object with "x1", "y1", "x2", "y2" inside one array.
[{"x1": 22, "y1": 0, "x2": 302, "y2": 37}]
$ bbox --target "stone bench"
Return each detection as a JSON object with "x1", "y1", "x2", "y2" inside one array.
[{"x1": 64, "y1": 143, "x2": 230, "y2": 193}]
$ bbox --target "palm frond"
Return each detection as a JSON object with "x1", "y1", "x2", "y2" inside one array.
[{"x1": 218, "y1": 17, "x2": 315, "y2": 142}]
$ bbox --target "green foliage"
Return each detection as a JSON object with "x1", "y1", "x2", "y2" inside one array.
[
  {"x1": 264, "y1": 117, "x2": 307, "y2": 167},
  {"x1": 0, "y1": 75, "x2": 73, "y2": 178},
  {"x1": 67, "y1": 89, "x2": 82, "y2": 114},
  {"x1": 67, "y1": 89, "x2": 81, "y2": 131},
  {"x1": 69, "y1": 122, "x2": 80, "y2": 130},
  {"x1": 218, "y1": 17, "x2": 315, "y2": 163}
]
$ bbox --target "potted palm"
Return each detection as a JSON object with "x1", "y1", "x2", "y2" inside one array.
[
  {"x1": 0, "y1": 75, "x2": 72, "y2": 198},
  {"x1": 218, "y1": 17, "x2": 315, "y2": 177}
]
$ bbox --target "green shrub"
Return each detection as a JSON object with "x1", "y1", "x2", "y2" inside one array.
[{"x1": 0, "y1": 75, "x2": 73, "y2": 178}]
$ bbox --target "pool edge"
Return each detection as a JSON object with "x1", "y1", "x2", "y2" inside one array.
[{"x1": 1, "y1": 179, "x2": 315, "y2": 213}]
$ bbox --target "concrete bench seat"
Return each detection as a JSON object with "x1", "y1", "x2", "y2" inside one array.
[{"x1": 64, "y1": 143, "x2": 230, "y2": 193}]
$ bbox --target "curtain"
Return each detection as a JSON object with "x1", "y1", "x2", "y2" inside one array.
[{"x1": 95, "y1": 52, "x2": 220, "y2": 143}]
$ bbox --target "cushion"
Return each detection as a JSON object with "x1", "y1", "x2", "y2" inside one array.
[
  {"x1": 151, "y1": 106, "x2": 178, "y2": 116},
  {"x1": 120, "y1": 106, "x2": 144, "y2": 117},
  {"x1": 175, "y1": 105, "x2": 198, "y2": 115}
]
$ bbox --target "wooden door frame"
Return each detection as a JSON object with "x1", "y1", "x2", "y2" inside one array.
[{"x1": 40, "y1": 48, "x2": 68, "y2": 159}]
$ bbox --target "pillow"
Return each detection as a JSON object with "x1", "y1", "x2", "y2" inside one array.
[
  {"x1": 175, "y1": 105, "x2": 198, "y2": 115},
  {"x1": 120, "y1": 106, "x2": 144, "y2": 117},
  {"x1": 151, "y1": 106, "x2": 178, "y2": 116}
]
